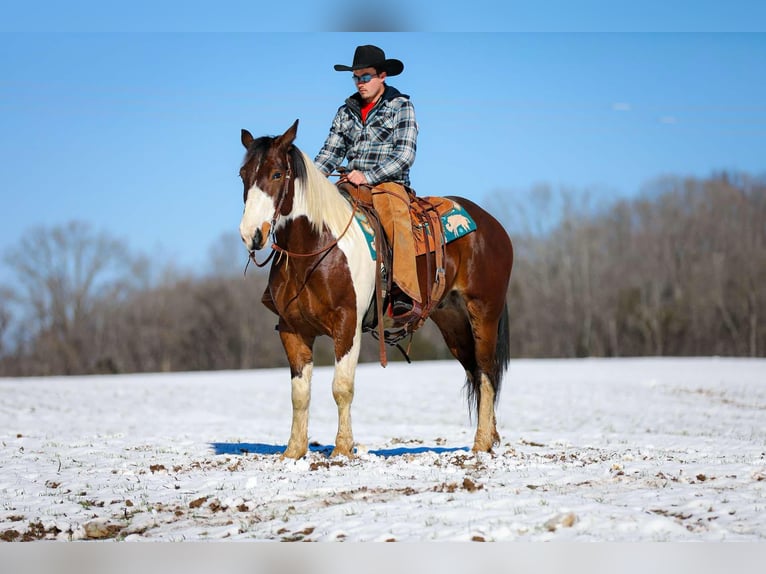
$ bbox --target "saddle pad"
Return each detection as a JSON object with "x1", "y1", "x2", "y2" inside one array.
[
  {"x1": 440, "y1": 204, "x2": 477, "y2": 242},
  {"x1": 352, "y1": 198, "x2": 477, "y2": 260},
  {"x1": 353, "y1": 210, "x2": 378, "y2": 260},
  {"x1": 413, "y1": 200, "x2": 477, "y2": 256}
]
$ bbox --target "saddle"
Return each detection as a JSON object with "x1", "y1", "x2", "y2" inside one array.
[{"x1": 340, "y1": 182, "x2": 456, "y2": 365}]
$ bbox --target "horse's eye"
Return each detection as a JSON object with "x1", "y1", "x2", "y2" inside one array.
[{"x1": 272, "y1": 172, "x2": 282, "y2": 180}]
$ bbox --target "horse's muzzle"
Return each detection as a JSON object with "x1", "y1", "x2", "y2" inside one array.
[
  {"x1": 249, "y1": 228, "x2": 263, "y2": 251},
  {"x1": 240, "y1": 227, "x2": 264, "y2": 252}
]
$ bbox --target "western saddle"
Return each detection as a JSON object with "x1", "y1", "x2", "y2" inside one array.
[{"x1": 339, "y1": 181, "x2": 458, "y2": 365}]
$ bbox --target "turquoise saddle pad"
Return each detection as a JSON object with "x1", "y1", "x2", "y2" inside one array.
[{"x1": 354, "y1": 202, "x2": 476, "y2": 261}]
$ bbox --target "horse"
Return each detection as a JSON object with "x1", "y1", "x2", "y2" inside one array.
[{"x1": 238, "y1": 120, "x2": 514, "y2": 459}]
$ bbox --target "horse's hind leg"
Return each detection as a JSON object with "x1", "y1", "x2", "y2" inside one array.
[
  {"x1": 469, "y1": 308, "x2": 502, "y2": 452},
  {"x1": 280, "y1": 329, "x2": 315, "y2": 460},
  {"x1": 431, "y1": 297, "x2": 501, "y2": 453}
]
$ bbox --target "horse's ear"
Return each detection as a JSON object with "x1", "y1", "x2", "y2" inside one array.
[
  {"x1": 276, "y1": 119, "x2": 299, "y2": 149},
  {"x1": 241, "y1": 129, "x2": 254, "y2": 149}
]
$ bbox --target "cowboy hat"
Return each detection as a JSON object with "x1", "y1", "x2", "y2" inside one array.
[{"x1": 333, "y1": 45, "x2": 404, "y2": 76}]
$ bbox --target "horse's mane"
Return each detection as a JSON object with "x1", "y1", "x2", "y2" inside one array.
[
  {"x1": 292, "y1": 149, "x2": 353, "y2": 237},
  {"x1": 243, "y1": 137, "x2": 351, "y2": 237}
]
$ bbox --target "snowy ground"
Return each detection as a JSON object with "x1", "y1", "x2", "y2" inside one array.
[{"x1": 1, "y1": 357, "x2": 765, "y2": 542}]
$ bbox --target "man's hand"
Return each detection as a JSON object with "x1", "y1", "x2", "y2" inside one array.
[{"x1": 346, "y1": 170, "x2": 368, "y2": 186}]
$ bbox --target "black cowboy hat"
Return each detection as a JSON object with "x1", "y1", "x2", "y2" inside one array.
[{"x1": 334, "y1": 44, "x2": 404, "y2": 76}]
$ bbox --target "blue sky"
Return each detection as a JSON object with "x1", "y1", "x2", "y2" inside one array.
[{"x1": 1, "y1": 8, "x2": 765, "y2": 277}]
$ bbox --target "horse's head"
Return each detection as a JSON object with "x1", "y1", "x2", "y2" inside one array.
[{"x1": 239, "y1": 119, "x2": 302, "y2": 252}]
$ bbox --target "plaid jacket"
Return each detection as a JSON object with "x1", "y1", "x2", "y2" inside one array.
[{"x1": 314, "y1": 85, "x2": 418, "y2": 187}]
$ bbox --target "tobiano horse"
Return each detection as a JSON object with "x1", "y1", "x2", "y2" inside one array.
[{"x1": 238, "y1": 120, "x2": 513, "y2": 459}]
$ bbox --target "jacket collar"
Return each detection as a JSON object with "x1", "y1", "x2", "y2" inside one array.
[{"x1": 345, "y1": 85, "x2": 409, "y2": 115}]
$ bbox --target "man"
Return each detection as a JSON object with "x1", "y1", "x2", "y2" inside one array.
[{"x1": 314, "y1": 44, "x2": 420, "y2": 318}]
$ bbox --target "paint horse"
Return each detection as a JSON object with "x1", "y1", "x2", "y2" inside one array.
[{"x1": 239, "y1": 120, "x2": 513, "y2": 459}]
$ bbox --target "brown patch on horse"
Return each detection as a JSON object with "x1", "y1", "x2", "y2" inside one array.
[{"x1": 267, "y1": 217, "x2": 359, "y2": 362}]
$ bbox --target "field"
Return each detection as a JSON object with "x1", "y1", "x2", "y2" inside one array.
[{"x1": 1, "y1": 357, "x2": 765, "y2": 542}]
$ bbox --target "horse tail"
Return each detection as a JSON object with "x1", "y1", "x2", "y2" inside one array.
[
  {"x1": 465, "y1": 300, "x2": 511, "y2": 417},
  {"x1": 493, "y1": 301, "x2": 511, "y2": 400}
]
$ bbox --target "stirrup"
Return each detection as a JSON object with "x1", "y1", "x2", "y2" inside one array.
[
  {"x1": 391, "y1": 297, "x2": 413, "y2": 317},
  {"x1": 390, "y1": 298, "x2": 422, "y2": 323},
  {"x1": 370, "y1": 323, "x2": 409, "y2": 345},
  {"x1": 388, "y1": 284, "x2": 420, "y2": 321}
]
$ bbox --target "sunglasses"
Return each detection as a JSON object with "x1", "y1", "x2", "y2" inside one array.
[{"x1": 352, "y1": 73, "x2": 379, "y2": 84}]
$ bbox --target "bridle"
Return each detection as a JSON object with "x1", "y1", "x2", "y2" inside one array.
[{"x1": 245, "y1": 157, "x2": 358, "y2": 272}]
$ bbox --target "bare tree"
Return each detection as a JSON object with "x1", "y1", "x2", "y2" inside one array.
[
  {"x1": 3, "y1": 221, "x2": 135, "y2": 374},
  {"x1": 0, "y1": 286, "x2": 11, "y2": 360}
]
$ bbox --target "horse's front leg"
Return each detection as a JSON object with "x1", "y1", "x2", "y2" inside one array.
[
  {"x1": 279, "y1": 329, "x2": 315, "y2": 460},
  {"x1": 330, "y1": 325, "x2": 363, "y2": 458}
]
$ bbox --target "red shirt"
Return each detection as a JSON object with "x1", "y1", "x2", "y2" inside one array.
[{"x1": 361, "y1": 99, "x2": 376, "y2": 123}]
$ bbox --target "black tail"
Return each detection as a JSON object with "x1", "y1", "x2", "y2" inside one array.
[
  {"x1": 465, "y1": 301, "x2": 511, "y2": 416},
  {"x1": 493, "y1": 301, "x2": 511, "y2": 400}
]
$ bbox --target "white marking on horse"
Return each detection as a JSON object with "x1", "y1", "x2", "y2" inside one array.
[
  {"x1": 239, "y1": 184, "x2": 277, "y2": 248},
  {"x1": 338, "y1": 227, "x2": 376, "y2": 329},
  {"x1": 284, "y1": 362, "x2": 313, "y2": 458},
  {"x1": 331, "y1": 324, "x2": 363, "y2": 457}
]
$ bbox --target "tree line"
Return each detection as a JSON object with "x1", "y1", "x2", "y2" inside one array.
[
  {"x1": 1, "y1": 172, "x2": 764, "y2": 376},
  {"x1": 495, "y1": 172, "x2": 766, "y2": 358}
]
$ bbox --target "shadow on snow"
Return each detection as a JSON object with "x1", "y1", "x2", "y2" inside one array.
[{"x1": 210, "y1": 442, "x2": 469, "y2": 458}]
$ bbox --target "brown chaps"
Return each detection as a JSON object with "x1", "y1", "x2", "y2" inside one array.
[
  {"x1": 369, "y1": 182, "x2": 421, "y2": 305},
  {"x1": 339, "y1": 181, "x2": 422, "y2": 305}
]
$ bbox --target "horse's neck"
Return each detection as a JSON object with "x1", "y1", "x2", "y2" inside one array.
[{"x1": 276, "y1": 216, "x2": 327, "y2": 251}]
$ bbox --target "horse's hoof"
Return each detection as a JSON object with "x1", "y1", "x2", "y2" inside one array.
[
  {"x1": 470, "y1": 441, "x2": 494, "y2": 454},
  {"x1": 330, "y1": 447, "x2": 355, "y2": 459},
  {"x1": 281, "y1": 447, "x2": 307, "y2": 460}
]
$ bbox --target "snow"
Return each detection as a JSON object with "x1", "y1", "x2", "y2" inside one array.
[{"x1": 1, "y1": 357, "x2": 765, "y2": 543}]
